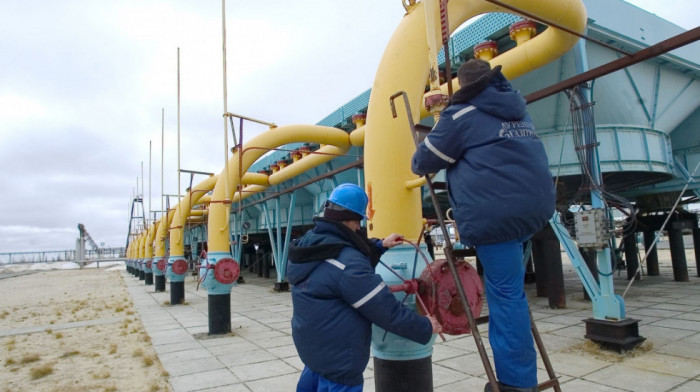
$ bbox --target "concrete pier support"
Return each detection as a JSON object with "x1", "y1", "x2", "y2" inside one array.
[
  {"x1": 154, "y1": 275, "x2": 166, "y2": 292},
  {"x1": 668, "y1": 228, "x2": 689, "y2": 282},
  {"x1": 623, "y1": 233, "x2": 640, "y2": 280},
  {"x1": 532, "y1": 226, "x2": 565, "y2": 308},
  {"x1": 643, "y1": 230, "x2": 660, "y2": 276},
  {"x1": 374, "y1": 357, "x2": 433, "y2": 392},
  {"x1": 580, "y1": 248, "x2": 598, "y2": 301},
  {"x1": 693, "y1": 228, "x2": 700, "y2": 278},
  {"x1": 208, "y1": 294, "x2": 231, "y2": 335},
  {"x1": 170, "y1": 281, "x2": 185, "y2": 305}
]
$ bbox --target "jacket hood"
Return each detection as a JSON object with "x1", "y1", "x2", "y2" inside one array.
[
  {"x1": 451, "y1": 71, "x2": 527, "y2": 121},
  {"x1": 287, "y1": 218, "x2": 381, "y2": 285}
]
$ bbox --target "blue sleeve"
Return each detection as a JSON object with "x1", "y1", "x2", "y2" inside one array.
[
  {"x1": 371, "y1": 238, "x2": 386, "y2": 255},
  {"x1": 338, "y1": 252, "x2": 433, "y2": 345},
  {"x1": 411, "y1": 109, "x2": 467, "y2": 175}
]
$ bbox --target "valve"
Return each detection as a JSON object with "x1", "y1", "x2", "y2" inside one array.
[
  {"x1": 156, "y1": 258, "x2": 167, "y2": 271},
  {"x1": 212, "y1": 258, "x2": 240, "y2": 284},
  {"x1": 171, "y1": 258, "x2": 188, "y2": 275},
  {"x1": 417, "y1": 258, "x2": 483, "y2": 335},
  {"x1": 145, "y1": 260, "x2": 153, "y2": 269}
]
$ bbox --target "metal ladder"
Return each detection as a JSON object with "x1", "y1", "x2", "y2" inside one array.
[{"x1": 390, "y1": 92, "x2": 561, "y2": 392}]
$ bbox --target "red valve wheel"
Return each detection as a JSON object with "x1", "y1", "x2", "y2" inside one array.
[
  {"x1": 156, "y1": 258, "x2": 167, "y2": 271},
  {"x1": 145, "y1": 260, "x2": 153, "y2": 269},
  {"x1": 172, "y1": 259, "x2": 188, "y2": 275},
  {"x1": 214, "y1": 258, "x2": 240, "y2": 284},
  {"x1": 418, "y1": 258, "x2": 483, "y2": 335}
]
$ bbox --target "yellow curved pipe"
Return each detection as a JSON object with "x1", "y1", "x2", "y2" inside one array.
[
  {"x1": 169, "y1": 174, "x2": 219, "y2": 257},
  {"x1": 187, "y1": 217, "x2": 207, "y2": 224},
  {"x1": 241, "y1": 172, "x2": 270, "y2": 186},
  {"x1": 154, "y1": 209, "x2": 176, "y2": 258},
  {"x1": 208, "y1": 125, "x2": 351, "y2": 252},
  {"x1": 145, "y1": 222, "x2": 157, "y2": 259},
  {"x1": 420, "y1": 0, "x2": 587, "y2": 117},
  {"x1": 366, "y1": 0, "x2": 586, "y2": 240},
  {"x1": 195, "y1": 195, "x2": 212, "y2": 206},
  {"x1": 137, "y1": 232, "x2": 145, "y2": 259},
  {"x1": 269, "y1": 144, "x2": 349, "y2": 185},
  {"x1": 220, "y1": 144, "x2": 353, "y2": 206},
  {"x1": 349, "y1": 125, "x2": 366, "y2": 147}
]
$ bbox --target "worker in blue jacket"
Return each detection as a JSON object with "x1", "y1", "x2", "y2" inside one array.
[
  {"x1": 288, "y1": 183, "x2": 442, "y2": 392},
  {"x1": 412, "y1": 59, "x2": 555, "y2": 392}
]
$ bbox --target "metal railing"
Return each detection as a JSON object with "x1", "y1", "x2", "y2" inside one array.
[{"x1": 0, "y1": 247, "x2": 126, "y2": 264}]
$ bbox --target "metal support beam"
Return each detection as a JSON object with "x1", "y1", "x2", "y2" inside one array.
[{"x1": 525, "y1": 27, "x2": 700, "y2": 104}]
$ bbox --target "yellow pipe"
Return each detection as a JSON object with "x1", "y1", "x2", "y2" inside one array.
[
  {"x1": 195, "y1": 195, "x2": 211, "y2": 206},
  {"x1": 219, "y1": 144, "x2": 353, "y2": 205},
  {"x1": 241, "y1": 172, "x2": 269, "y2": 186},
  {"x1": 405, "y1": 177, "x2": 427, "y2": 190},
  {"x1": 269, "y1": 144, "x2": 349, "y2": 185},
  {"x1": 367, "y1": 0, "x2": 586, "y2": 240},
  {"x1": 169, "y1": 174, "x2": 219, "y2": 257},
  {"x1": 420, "y1": 0, "x2": 587, "y2": 118},
  {"x1": 138, "y1": 232, "x2": 145, "y2": 260},
  {"x1": 208, "y1": 124, "x2": 351, "y2": 252},
  {"x1": 233, "y1": 184, "x2": 268, "y2": 203},
  {"x1": 187, "y1": 217, "x2": 207, "y2": 224},
  {"x1": 349, "y1": 124, "x2": 366, "y2": 147},
  {"x1": 145, "y1": 222, "x2": 157, "y2": 259},
  {"x1": 154, "y1": 209, "x2": 176, "y2": 258}
]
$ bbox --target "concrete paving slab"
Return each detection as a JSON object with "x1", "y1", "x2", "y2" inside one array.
[
  {"x1": 122, "y1": 248, "x2": 700, "y2": 392},
  {"x1": 583, "y1": 364, "x2": 686, "y2": 391},
  {"x1": 169, "y1": 368, "x2": 240, "y2": 391},
  {"x1": 164, "y1": 356, "x2": 226, "y2": 377}
]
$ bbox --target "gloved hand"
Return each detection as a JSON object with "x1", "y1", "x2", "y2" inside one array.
[{"x1": 382, "y1": 233, "x2": 405, "y2": 249}]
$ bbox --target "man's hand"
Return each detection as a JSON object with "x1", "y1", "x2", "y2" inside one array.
[
  {"x1": 426, "y1": 315, "x2": 443, "y2": 334},
  {"x1": 382, "y1": 233, "x2": 404, "y2": 249}
]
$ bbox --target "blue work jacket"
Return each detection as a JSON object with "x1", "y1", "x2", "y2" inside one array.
[
  {"x1": 287, "y1": 218, "x2": 433, "y2": 386},
  {"x1": 412, "y1": 73, "x2": 555, "y2": 247}
]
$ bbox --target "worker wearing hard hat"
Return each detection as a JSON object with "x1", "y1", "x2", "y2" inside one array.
[
  {"x1": 288, "y1": 183, "x2": 442, "y2": 392},
  {"x1": 412, "y1": 59, "x2": 555, "y2": 392}
]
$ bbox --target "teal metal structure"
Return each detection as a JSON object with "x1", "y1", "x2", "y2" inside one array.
[{"x1": 180, "y1": 0, "x2": 699, "y2": 322}]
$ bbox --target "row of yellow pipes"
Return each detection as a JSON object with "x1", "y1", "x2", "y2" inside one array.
[{"x1": 128, "y1": 0, "x2": 587, "y2": 269}]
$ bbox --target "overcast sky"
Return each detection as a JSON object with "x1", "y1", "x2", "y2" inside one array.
[{"x1": 0, "y1": 0, "x2": 697, "y2": 256}]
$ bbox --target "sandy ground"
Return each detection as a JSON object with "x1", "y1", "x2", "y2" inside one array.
[{"x1": 0, "y1": 263, "x2": 171, "y2": 392}]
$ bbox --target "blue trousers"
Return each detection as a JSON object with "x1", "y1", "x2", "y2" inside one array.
[
  {"x1": 297, "y1": 366, "x2": 363, "y2": 392},
  {"x1": 476, "y1": 240, "x2": 537, "y2": 388}
]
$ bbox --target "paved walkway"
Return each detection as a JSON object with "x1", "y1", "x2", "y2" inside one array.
[{"x1": 124, "y1": 250, "x2": 700, "y2": 391}]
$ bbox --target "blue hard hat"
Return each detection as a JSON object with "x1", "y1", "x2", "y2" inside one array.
[{"x1": 328, "y1": 183, "x2": 368, "y2": 219}]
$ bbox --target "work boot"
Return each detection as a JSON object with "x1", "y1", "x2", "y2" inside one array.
[{"x1": 484, "y1": 381, "x2": 537, "y2": 392}]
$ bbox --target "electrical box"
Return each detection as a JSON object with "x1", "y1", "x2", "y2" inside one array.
[{"x1": 574, "y1": 209, "x2": 609, "y2": 249}]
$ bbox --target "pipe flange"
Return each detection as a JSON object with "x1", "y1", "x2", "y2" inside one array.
[
  {"x1": 214, "y1": 258, "x2": 240, "y2": 284},
  {"x1": 172, "y1": 259, "x2": 188, "y2": 275},
  {"x1": 509, "y1": 20, "x2": 537, "y2": 41},
  {"x1": 156, "y1": 258, "x2": 167, "y2": 271},
  {"x1": 418, "y1": 258, "x2": 483, "y2": 335}
]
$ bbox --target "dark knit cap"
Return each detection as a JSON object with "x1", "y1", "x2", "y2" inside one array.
[
  {"x1": 457, "y1": 59, "x2": 502, "y2": 91},
  {"x1": 323, "y1": 201, "x2": 364, "y2": 221}
]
